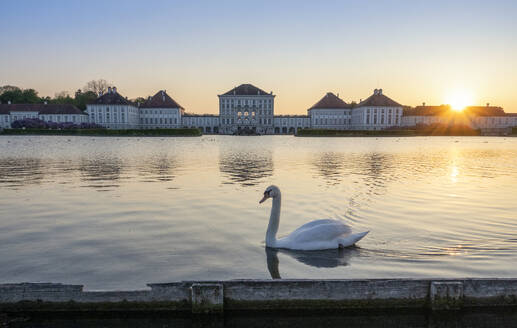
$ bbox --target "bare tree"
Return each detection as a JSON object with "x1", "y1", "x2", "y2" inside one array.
[
  {"x1": 83, "y1": 79, "x2": 110, "y2": 95},
  {"x1": 54, "y1": 91, "x2": 70, "y2": 99}
]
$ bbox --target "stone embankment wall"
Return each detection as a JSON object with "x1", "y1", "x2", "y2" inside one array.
[{"x1": 1, "y1": 279, "x2": 516, "y2": 313}]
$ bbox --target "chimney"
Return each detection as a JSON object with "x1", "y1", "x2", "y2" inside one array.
[
  {"x1": 337, "y1": 93, "x2": 339, "y2": 98},
  {"x1": 379, "y1": 89, "x2": 382, "y2": 95},
  {"x1": 374, "y1": 89, "x2": 378, "y2": 95},
  {"x1": 422, "y1": 102, "x2": 426, "y2": 107},
  {"x1": 112, "y1": 86, "x2": 117, "y2": 94},
  {"x1": 108, "y1": 87, "x2": 112, "y2": 94},
  {"x1": 487, "y1": 103, "x2": 490, "y2": 107},
  {"x1": 162, "y1": 90, "x2": 165, "y2": 102}
]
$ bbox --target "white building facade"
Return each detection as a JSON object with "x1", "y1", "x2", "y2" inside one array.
[
  {"x1": 351, "y1": 89, "x2": 403, "y2": 130},
  {"x1": 218, "y1": 84, "x2": 275, "y2": 135},
  {"x1": 86, "y1": 87, "x2": 139, "y2": 129},
  {"x1": 273, "y1": 115, "x2": 310, "y2": 134},
  {"x1": 181, "y1": 115, "x2": 220, "y2": 133},
  {"x1": 307, "y1": 92, "x2": 353, "y2": 130},
  {"x1": 139, "y1": 90, "x2": 184, "y2": 129},
  {"x1": 0, "y1": 103, "x2": 88, "y2": 128}
]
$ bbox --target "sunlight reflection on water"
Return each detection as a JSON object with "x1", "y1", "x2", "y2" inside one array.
[{"x1": 0, "y1": 135, "x2": 516, "y2": 290}]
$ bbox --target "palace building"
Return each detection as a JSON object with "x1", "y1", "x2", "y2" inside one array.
[
  {"x1": 352, "y1": 89, "x2": 403, "y2": 130},
  {"x1": 139, "y1": 90, "x2": 184, "y2": 129},
  {"x1": 308, "y1": 92, "x2": 352, "y2": 130},
  {"x1": 218, "y1": 84, "x2": 275, "y2": 135},
  {"x1": 86, "y1": 87, "x2": 139, "y2": 129},
  {"x1": 1, "y1": 84, "x2": 503, "y2": 134},
  {"x1": 0, "y1": 102, "x2": 88, "y2": 129}
]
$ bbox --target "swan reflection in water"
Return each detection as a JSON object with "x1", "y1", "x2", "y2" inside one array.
[{"x1": 265, "y1": 246, "x2": 361, "y2": 279}]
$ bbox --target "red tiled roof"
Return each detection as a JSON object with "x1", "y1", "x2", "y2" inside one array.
[
  {"x1": 308, "y1": 92, "x2": 350, "y2": 110},
  {"x1": 222, "y1": 84, "x2": 271, "y2": 96},
  {"x1": 0, "y1": 104, "x2": 87, "y2": 115},
  {"x1": 140, "y1": 90, "x2": 183, "y2": 109},
  {"x1": 358, "y1": 89, "x2": 402, "y2": 107}
]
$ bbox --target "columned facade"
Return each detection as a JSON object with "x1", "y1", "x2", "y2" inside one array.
[{"x1": 218, "y1": 84, "x2": 275, "y2": 135}]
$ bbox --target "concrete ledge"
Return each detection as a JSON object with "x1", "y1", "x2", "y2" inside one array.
[
  {"x1": 430, "y1": 281, "x2": 463, "y2": 310},
  {"x1": 190, "y1": 283, "x2": 223, "y2": 313},
  {"x1": 1, "y1": 279, "x2": 516, "y2": 313}
]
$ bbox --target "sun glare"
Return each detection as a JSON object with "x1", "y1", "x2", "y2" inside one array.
[{"x1": 446, "y1": 89, "x2": 474, "y2": 111}]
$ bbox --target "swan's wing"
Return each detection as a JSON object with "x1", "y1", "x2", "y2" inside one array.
[
  {"x1": 291, "y1": 219, "x2": 343, "y2": 234},
  {"x1": 289, "y1": 220, "x2": 352, "y2": 243}
]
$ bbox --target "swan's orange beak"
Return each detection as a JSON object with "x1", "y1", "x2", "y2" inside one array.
[{"x1": 259, "y1": 195, "x2": 268, "y2": 204}]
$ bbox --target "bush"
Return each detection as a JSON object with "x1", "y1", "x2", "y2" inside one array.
[
  {"x1": 296, "y1": 129, "x2": 416, "y2": 137},
  {"x1": 10, "y1": 118, "x2": 105, "y2": 130}
]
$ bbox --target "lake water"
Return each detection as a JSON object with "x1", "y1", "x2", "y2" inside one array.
[{"x1": 0, "y1": 135, "x2": 516, "y2": 290}]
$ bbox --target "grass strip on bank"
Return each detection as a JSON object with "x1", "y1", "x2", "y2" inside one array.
[{"x1": 0, "y1": 128, "x2": 202, "y2": 136}]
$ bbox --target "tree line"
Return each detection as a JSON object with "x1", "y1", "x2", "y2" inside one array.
[{"x1": 0, "y1": 79, "x2": 146, "y2": 111}]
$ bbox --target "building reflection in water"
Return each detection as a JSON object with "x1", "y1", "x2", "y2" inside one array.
[
  {"x1": 265, "y1": 247, "x2": 360, "y2": 279},
  {"x1": 137, "y1": 154, "x2": 178, "y2": 183},
  {"x1": 0, "y1": 158, "x2": 45, "y2": 188},
  {"x1": 312, "y1": 152, "x2": 347, "y2": 185},
  {"x1": 312, "y1": 151, "x2": 394, "y2": 197},
  {"x1": 79, "y1": 156, "x2": 124, "y2": 190},
  {"x1": 219, "y1": 150, "x2": 273, "y2": 186}
]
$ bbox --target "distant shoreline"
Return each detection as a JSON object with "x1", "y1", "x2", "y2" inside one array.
[
  {"x1": 295, "y1": 129, "x2": 486, "y2": 137},
  {"x1": 0, "y1": 128, "x2": 202, "y2": 137}
]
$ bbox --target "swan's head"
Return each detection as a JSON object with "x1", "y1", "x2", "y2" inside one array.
[{"x1": 259, "y1": 185, "x2": 280, "y2": 204}]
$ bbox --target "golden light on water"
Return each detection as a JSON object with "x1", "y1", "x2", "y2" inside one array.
[{"x1": 446, "y1": 89, "x2": 474, "y2": 111}]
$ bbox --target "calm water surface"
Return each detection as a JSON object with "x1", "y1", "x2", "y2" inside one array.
[{"x1": 0, "y1": 136, "x2": 516, "y2": 290}]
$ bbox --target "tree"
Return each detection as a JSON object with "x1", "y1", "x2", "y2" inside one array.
[
  {"x1": 0, "y1": 85, "x2": 20, "y2": 94},
  {"x1": 131, "y1": 97, "x2": 147, "y2": 105},
  {"x1": 83, "y1": 79, "x2": 110, "y2": 95},
  {"x1": 74, "y1": 89, "x2": 97, "y2": 111},
  {"x1": 0, "y1": 88, "x2": 40, "y2": 104},
  {"x1": 50, "y1": 91, "x2": 74, "y2": 105}
]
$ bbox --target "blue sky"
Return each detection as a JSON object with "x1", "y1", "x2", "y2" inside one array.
[{"x1": 1, "y1": 0, "x2": 516, "y2": 113}]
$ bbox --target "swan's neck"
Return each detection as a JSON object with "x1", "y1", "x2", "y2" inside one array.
[{"x1": 266, "y1": 194, "x2": 281, "y2": 247}]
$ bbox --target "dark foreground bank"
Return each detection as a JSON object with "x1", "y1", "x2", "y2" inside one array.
[
  {"x1": 2, "y1": 308, "x2": 517, "y2": 328},
  {"x1": 2, "y1": 279, "x2": 517, "y2": 328},
  {"x1": 0, "y1": 128, "x2": 202, "y2": 136}
]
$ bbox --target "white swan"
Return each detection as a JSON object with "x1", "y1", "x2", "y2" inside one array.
[{"x1": 259, "y1": 185, "x2": 368, "y2": 250}]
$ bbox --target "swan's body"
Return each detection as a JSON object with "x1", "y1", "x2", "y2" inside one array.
[{"x1": 260, "y1": 185, "x2": 368, "y2": 251}]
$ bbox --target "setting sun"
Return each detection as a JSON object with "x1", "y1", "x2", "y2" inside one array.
[{"x1": 446, "y1": 89, "x2": 474, "y2": 111}]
